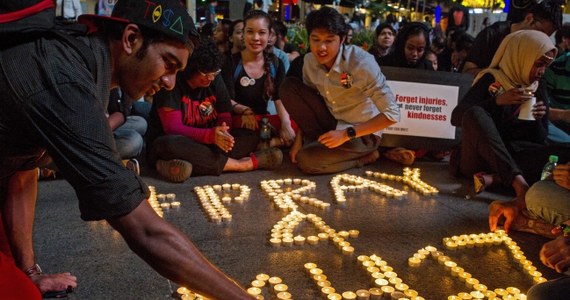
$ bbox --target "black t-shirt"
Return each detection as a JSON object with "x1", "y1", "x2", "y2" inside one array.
[
  {"x1": 148, "y1": 75, "x2": 231, "y2": 143},
  {"x1": 221, "y1": 52, "x2": 285, "y2": 115},
  {"x1": 465, "y1": 21, "x2": 511, "y2": 69}
]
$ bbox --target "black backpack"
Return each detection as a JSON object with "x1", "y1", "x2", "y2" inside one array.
[{"x1": 0, "y1": 0, "x2": 97, "y2": 80}]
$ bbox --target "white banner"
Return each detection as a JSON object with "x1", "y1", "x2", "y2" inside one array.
[{"x1": 384, "y1": 80, "x2": 459, "y2": 139}]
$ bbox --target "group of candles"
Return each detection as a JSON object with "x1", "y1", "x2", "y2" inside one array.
[
  {"x1": 246, "y1": 274, "x2": 291, "y2": 299},
  {"x1": 364, "y1": 168, "x2": 439, "y2": 197},
  {"x1": 304, "y1": 261, "x2": 423, "y2": 300},
  {"x1": 147, "y1": 186, "x2": 180, "y2": 218},
  {"x1": 261, "y1": 178, "x2": 334, "y2": 211},
  {"x1": 402, "y1": 230, "x2": 541, "y2": 299},
  {"x1": 268, "y1": 211, "x2": 359, "y2": 255},
  {"x1": 357, "y1": 254, "x2": 423, "y2": 300},
  {"x1": 193, "y1": 183, "x2": 251, "y2": 223},
  {"x1": 175, "y1": 287, "x2": 208, "y2": 300},
  {"x1": 331, "y1": 174, "x2": 408, "y2": 202}
]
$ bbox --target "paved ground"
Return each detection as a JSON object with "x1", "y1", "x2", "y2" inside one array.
[{"x1": 33, "y1": 155, "x2": 561, "y2": 299}]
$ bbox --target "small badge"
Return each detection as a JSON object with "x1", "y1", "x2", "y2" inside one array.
[
  {"x1": 240, "y1": 76, "x2": 256, "y2": 87},
  {"x1": 488, "y1": 81, "x2": 504, "y2": 96},
  {"x1": 340, "y1": 72, "x2": 353, "y2": 89},
  {"x1": 199, "y1": 100, "x2": 214, "y2": 116}
]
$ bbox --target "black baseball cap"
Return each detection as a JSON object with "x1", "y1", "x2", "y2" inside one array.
[{"x1": 79, "y1": 0, "x2": 199, "y2": 45}]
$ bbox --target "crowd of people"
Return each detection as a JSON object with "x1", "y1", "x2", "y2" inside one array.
[{"x1": 1, "y1": 0, "x2": 570, "y2": 299}]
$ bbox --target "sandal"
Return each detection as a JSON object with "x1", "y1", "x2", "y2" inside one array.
[
  {"x1": 383, "y1": 148, "x2": 416, "y2": 166},
  {"x1": 510, "y1": 209, "x2": 556, "y2": 239}
]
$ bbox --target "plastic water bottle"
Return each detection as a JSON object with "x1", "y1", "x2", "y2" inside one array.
[
  {"x1": 540, "y1": 155, "x2": 558, "y2": 181},
  {"x1": 259, "y1": 117, "x2": 272, "y2": 150}
]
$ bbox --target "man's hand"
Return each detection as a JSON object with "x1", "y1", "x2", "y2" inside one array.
[
  {"x1": 540, "y1": 221, "x2": 570, "y2": 273},
  {"x1": 488, "y1": 200, "x2": 520, "y2": 233},
  {"x1": 30, "y1": 272, "x2": 77, "y2": 295},
  {"x1": 318, "y1": 129, "x2": 348, "y2": 149}
]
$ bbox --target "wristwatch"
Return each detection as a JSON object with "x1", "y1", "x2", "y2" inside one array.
[{"x1": 346, "y1": 127, "x2": 357, "y2": 140}]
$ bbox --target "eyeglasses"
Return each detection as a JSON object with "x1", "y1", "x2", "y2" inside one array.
[{"x1": 199, "y1": 69, "x2": 221, "y2": 80}]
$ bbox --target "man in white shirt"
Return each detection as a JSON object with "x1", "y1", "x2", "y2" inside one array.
[{"x1": 55, "y1": 0, "x2": 82, "y2": 21}]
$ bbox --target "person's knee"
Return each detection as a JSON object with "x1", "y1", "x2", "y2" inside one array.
[
  {"x1": 279, "y1": 77, "x2": 304, "y2": 105},
  {"x1": 527, "y1": 277, "x2": 570, "y2": 300},
  {"x1": 296, "y1": 151, "x2": 325, "y2": 174}
]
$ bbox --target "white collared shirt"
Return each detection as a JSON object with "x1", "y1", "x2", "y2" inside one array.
[{"x1": 303, "y1": 44, "x2": 400, "y2": 136}]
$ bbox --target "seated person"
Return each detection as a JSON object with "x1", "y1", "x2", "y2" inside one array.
[
  {"x1": 378, "y1": 22, "x2": 434, "y2": 70},
  {"x1": 368, "y1": 23, "x2": 396, "y2": 64},
  {"x1": 221, "y1": 10, "x2": 297, "y2": 149},
  {"x1": 544, "y1": 51, "x2": 570, "y2": 143},
  {"x1": 279, "y1": 7, "x2": 399, "y2": 174},
  {"x1": 148, "y1": 39, "x2": 282, "y2": 183},
  {"x1": 108, "y1": 88, "x2": 147, "y2": 174},
  {"x1": 490, "y1": 162, "x2": 570, "y2": 300},
  {"x1": 462, "y1": 0, "x2": 562, "y2": 76},
  {"x1": 450, "y1": 30, "x2": 570, "y2": 203}
]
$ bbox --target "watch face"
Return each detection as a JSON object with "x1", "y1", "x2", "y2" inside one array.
[{"x1": 347, "y1": 127, "x2": 356, "y2": 139}]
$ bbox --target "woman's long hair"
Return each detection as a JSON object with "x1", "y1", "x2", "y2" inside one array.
[{"x1": 244, "y1": 10, "x2": 276, "y2": 102}]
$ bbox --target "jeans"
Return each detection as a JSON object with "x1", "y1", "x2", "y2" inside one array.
[{"x1": 114, "y1": 116, "x2": 147, "y2": 159}]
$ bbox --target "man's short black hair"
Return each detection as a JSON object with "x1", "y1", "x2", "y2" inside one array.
[
  {"x1": 273, "y1": 21, "x2": 288, "y2": 39},
  {"x1": 305, "y1": 6, "x2": 347, "y2": 39},
  {"x1": 528, "y1": 0, "x2": 563, "y2": 31}
]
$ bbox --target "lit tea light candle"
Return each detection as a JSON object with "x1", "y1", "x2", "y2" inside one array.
[
  {"x1": 316, "y1": 280, "x2": 331, "y2": 288},
  {"x1": 389, "y1": 291, "x2": 406, "y2": 300},
  {"x1": 450, "y1": 266, "x2": 464, "y2": 277},
  {"x1": 458, "y1": 272, "x2": 472, "y2": 282},
  {"x1": 294, "y1": 235, "x2": 306, "y2": 245},
  {"x1": 342, "y1": 246, "x2": 355, "y2": 255},
  {"x1": 160, "y1": 202, "x2": 171, "y2": 209},
  {"x1": 310, "y1": 268, "x2": 323, "y2": 276},
  {"x1": 313, "y1": 274, "x2": 327, "y2": 282},
  {"x1": 467, "y1": 291, "x2": 485, "y2": 299},
  {"x1": 251, "y1": 280, "x2": 265, "y2": 288},
  {"x1": 277, "y1": 291, "x2": 291, "y2": 299},
  {"x1": 342, "y1": 291, "x2": 357, "y2": 300},
  {"x1": 506, "y1": 287, "x2": 520, "y2": 295},
  {"x1": 408, "y1": 257, "x2": 421, "y2": 267},
  {"x1": 534, "y1": 276, "x2": 547, "y2": 284},
  {"x1": 321, "y1": 287, "x2": 336, "y2": 295},
  {"x1": 444, "y1": 260, "x2": 457, "y2": 270},
  {"x1": 282, "y1": 237, "x2": 293, "y2": 246},
  {"x1": 404, "y1": 289, "x2": 418, "y2": 298},
  {"x1": 368, "y1": 288, "x2": 382, "y2": 300},
  {"x1": 327, "y1": 293, "x2": 342, "y2": 300},
  {"x1": 273, "y1": 283, "x2": 288, "y2": 293},
  {"x1": 356, "y1": 289, "x2": 370, "y2": 300},
  {"x1": 473, "y1": 283, "x2": 487, "y2": 292},
  {"x1": 388, "y1": 277, "x2": 402, "y2": 285},
  {"x1": 307, "y1": 236, "x2": 319, "y2": 245},
  {"x1": 374, "y1": 278, "x2": 389, "y2": 287},
  {"x1": 395, "y1": 283, "x2": 409, "y2": 292},
  {"x1": 247, "y1": 287, "x2": 261, "y2": 296},
  {"x1": 268, "y1": 276, "x2": 282, "y2": 287},
  {"x1": 256, "y1": 273, "x2": 270, "y2": 281},
  {"x1": 465, "y1": 277, "x2": 479, "y2": 289},
  {"x1": 349, "y1": 229, "x2": 360, "y2": 238},
  {"x1": 380, "y1": 286, "x2": 395, "y2": 295},
  {"x1": 222, "y1": 183, "x2": 231, "y2": 190},
  {"x1": 304, "y1": 263, "x2": 317, "y2": 272},
  {"x1": 177, "y1": 287, "x2": 191, "y2": 295},
  {"x1": 318, "y1": 233, "x2": 329, "y2": 241}
]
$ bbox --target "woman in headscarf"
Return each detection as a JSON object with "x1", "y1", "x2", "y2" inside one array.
[{"x1": 450, "y1": 30, "x2": 570, "y2": 232}]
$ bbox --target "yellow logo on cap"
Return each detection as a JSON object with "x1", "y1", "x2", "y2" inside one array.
[{"x1": 152, "y1": 5, "x2": 162, "y2": 23}]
